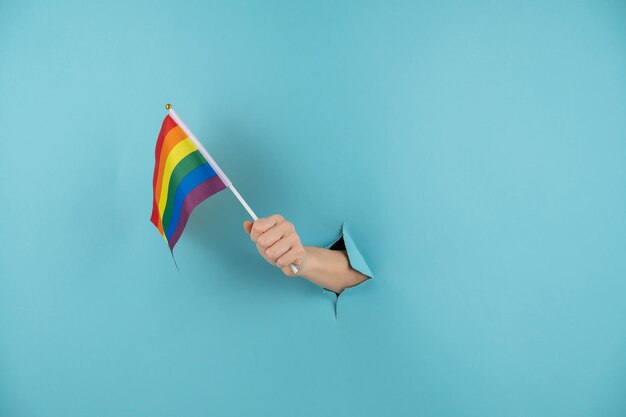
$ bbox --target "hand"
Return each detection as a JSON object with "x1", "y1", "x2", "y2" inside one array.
[{"x1": 243, "y1": 214, "x2": 306, "y2": 276}]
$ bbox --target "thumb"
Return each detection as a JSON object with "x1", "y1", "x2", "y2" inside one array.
[{"x1": 243, "y1": 220, "x2": 253, "y2": 235}]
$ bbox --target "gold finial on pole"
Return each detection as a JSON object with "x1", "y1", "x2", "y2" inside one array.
[{"x1": 165, "y1": 103, "x2": 172, "y2": 110}]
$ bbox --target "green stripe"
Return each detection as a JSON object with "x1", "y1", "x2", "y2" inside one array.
[{"x1": 162, "y1": 150, "x2": 207, "y2": 231}]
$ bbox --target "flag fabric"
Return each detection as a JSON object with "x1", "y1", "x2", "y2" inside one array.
[{"x1": 150, "y1": 115, "x2": 227, "y2": 251}]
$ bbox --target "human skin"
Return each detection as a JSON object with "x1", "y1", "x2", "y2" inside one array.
[{"x1": 243, "y1": 214, "x2": 369, "y2": 294}]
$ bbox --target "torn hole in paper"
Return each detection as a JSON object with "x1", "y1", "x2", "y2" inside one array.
[{"x1": 321, "y1": 222, "x2": 374, "y2": 319}]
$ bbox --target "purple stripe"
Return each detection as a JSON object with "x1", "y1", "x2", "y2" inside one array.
[{"x1": 168, "y1": 175, "x2": 227, "y2": 250}]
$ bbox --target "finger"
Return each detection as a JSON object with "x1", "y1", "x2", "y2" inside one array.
[
  {"x1": 262, "y1": 235, "x2": 296, "y2": 263},
  {"x1": 281, "y1": 265, "x2": 298, "y2": 276},
  {"x1": 276, "y1": 246, "x2": 305, "y2": 271},
  {"x1": 243, "y1": 221, "x2": 253, "y2": 235},
  {"x1": 250, "y1": 214, "x2": 284, "y2": 242},
  {"x1": 256, "y1": 221, "x2": 295, "y2": 250}
]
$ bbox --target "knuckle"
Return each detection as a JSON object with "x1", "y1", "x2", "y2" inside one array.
[{"x1": 273, "y1": 214, "x2": 284, "y2": 222}]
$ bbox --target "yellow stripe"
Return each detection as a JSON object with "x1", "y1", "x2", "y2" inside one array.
[{"x1": 157, "y1": 138, "x2": 198, "y2": 217}]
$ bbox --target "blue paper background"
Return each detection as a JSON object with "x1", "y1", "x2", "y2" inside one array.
[{"x1": 1, "y1": 1, "x2": 626, "y2": 416}]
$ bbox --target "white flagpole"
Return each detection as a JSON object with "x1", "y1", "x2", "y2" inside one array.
[{"x1": 165, "y1": 104, "x2": 299, "y2": 274}]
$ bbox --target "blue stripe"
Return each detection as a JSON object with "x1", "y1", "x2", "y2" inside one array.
[{"x1": 165, "y1": 163, "x2": 217, "y2": 239}]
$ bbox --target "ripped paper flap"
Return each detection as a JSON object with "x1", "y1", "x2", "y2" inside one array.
[{"x1": 324, "y1": 222, "x2": 373, "y2": 280}]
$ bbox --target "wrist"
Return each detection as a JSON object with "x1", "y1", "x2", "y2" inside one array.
[{"x1": 299, "y1": 246, "x2": 319, "y2": 277}]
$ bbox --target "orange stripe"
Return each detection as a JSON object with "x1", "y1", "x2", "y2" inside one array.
[
  {"x1": 153, "y1": 126, "x2": 187, "y2": 233},
  {"x1": 150, "y1": 115, "x2": 178, "y2": 235},
  {"x1": 154, "y1": 126, "x2": 187, "y2": 206}
]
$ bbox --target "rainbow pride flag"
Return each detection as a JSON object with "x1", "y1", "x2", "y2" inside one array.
[{"x1": 150, "y1": 113, "x2": 228, "y2": 251}]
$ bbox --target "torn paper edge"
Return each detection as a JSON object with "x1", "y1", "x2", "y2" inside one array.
[{"x1": 321, "y1": 222, "x2": 374, "y2": 319}]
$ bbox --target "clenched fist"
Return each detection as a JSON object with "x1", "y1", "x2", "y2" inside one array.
[
  {"x1": 243, "y1": 214, "x2": 306, "y2": 276},
  {"x1": 243, "y1": 214, "x2": 369, "y2": 294}
]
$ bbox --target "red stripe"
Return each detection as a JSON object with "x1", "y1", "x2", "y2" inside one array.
[{"x1": 150, "y1": 115, "x2": 178, "y2": 231}]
